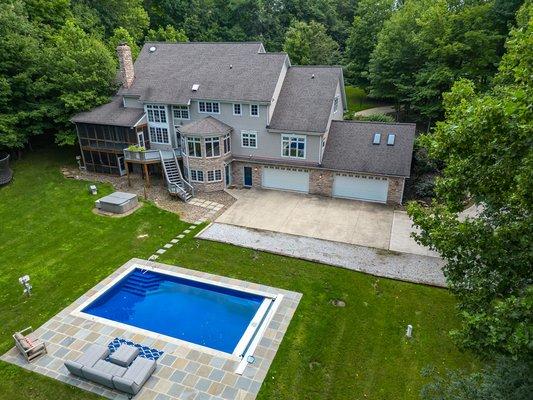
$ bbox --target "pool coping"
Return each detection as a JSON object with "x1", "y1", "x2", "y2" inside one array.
[
  {"x1": 72, "y1": 264, "x2": 281, "y2": 362},
  {"x1": 1, "y1": 258, "x2": 302, "y2": 400}
]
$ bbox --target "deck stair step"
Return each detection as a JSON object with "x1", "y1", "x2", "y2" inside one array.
[{"x1": 159, "y1": 151, "x2": 194, "y2": 202}]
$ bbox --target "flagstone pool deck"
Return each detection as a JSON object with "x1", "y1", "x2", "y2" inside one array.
[{"x1": 1, "y1": 258, "x2": 301, "y2": 400}]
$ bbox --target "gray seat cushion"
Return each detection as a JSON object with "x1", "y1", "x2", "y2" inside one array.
[
  {"x1": 64, "y1": 360, "x2": 84, "y2": 377},
  {"x1": 113, "y1": 357, "x2": 156, "y2": 395},
  {"x1": 109, "y1": 345, "x2": 139, "y2": 367},
  {"x1": 81, "y1": 366, "x2": 114, "y2": 389},
  {"x1": 77, "y1": 344, "x2": 110, "y2": 367},
  {"x1": 93, "y1": 359, "x2": 127, "y2": 377}
]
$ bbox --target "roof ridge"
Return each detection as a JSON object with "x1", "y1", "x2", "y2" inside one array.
[
  {"x1": 332, "y1": 119, "x2": 416, "y2": 127},
  {"x1": 143, "y1": 41, "x2": 264, "y2": 45},
  {"x1": 290, "y1": 65, "x2": 343, "y2": 69}
]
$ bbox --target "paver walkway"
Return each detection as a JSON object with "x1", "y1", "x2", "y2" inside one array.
[{"x1": 197, "y1": 223, "x2": 446, "y2": 287}]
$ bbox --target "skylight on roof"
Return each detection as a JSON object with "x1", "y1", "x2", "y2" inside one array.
[
  {"x1": 387, "y1": 134, "x2": 396, "y2": 146},
  {"x1": 373, "y1": 133, "x2": 381, "y2": 145},
  {"x1": 192, "y1": 84, "x2": 200, "y2": 91}
]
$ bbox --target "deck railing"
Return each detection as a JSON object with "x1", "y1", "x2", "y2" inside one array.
[{"x1": 123, "y1": 149, "x2": 161, "y2": 162}]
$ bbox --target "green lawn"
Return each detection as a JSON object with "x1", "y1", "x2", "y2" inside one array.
[
  {"x1": 0, "y1": 149, "x2": 475, "y2": 399},
  {"x1": 345, "y1": 85, "x2": 387, "y2": 114}
]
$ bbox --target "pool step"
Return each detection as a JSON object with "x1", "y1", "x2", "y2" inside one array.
[{"x1": 121, "y1": 272, "x2": 163, "y2": 296}]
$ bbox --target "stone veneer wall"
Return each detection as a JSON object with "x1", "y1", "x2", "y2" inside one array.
[
  {"x1": 231, "y1": 160, "x2": 405, "y2": 205},
  {"x1": 309, "y1": 169, "x2": 334, "y2": 197},
  {"x1": 386, "y1": 177, "x2": 404, "y2": 205},
  {"x1": 186, "y1": 153, "x2": 231, "y2": 193}
]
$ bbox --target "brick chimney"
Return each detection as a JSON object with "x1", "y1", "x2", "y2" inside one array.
[{"x1": 117, "y1": 43, "x2": 134, "y2": 88}]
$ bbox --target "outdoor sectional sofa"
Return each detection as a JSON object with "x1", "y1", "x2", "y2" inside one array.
[{"x1": 64, "y1": 343, "x2": 156, "y2": 396}]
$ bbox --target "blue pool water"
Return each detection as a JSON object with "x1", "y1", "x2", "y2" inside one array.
[{"x1": 83, "y1": 269, "x2": 265, "y2": 353}]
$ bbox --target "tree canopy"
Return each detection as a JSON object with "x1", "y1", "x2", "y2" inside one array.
[
  {"x1": 283, "y1": 20, "x2": 339, "y2": 65},
  {"x1": 407, "y1": 1, "x2": 532, "y2": 358}
]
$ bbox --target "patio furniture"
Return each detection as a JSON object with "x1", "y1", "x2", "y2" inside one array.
[
  {"x1": 109, "y1": 344, "x2": 139, "y2": 367},
  {"x1": 64, "y1": 343, "x2": 156, "y2": 396},
  {"x1": 13, "y1": 327, "x2": 47, "y2": 362}
]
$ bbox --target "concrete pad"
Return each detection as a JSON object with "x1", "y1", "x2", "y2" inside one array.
[
  {"x1": 218, "y1": 188, "x2": 437, "y2": 257},
  {"x1": 390, "y1": 211, "x2": 440, "y2": 257}
]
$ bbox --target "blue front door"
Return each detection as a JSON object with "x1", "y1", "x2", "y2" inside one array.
[{"x1": 243, "y1": 166, "x2": 253, "y2": 187}]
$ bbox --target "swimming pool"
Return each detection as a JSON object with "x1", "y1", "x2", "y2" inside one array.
[{"x1": 77, "y1": 266, "x2": 277, "y2": 357}]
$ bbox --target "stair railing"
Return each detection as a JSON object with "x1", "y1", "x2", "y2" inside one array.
[{"x1": 158, "y1": 150, "x2": 193, "y2": 201}]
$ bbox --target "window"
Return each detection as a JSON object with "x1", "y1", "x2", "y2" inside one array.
[
  {"x1": 373, "y1": 133, "x2": 381, "y2": 145},
  {"x1": 198, "y1": 101, "x2": 220, "y2": 114},
  {"x1": 241, "y1": 131, "x2": 257, "y2": 148},
  {"x1": 207, "y1": 169, "x2": 222, "y2": 182},
  {"x1": 190, "y1": 169, "x2": 204, "y2": 182},
  {"x1": 250, "y1": 104, "x2": 259, "y2": 117},
  {"x1": 173, "y1": 105, "x2": 189, "y2": 120},
  {"x1": 149, "y1": 127, "x2": 169, "y2": 144},
  {"x1": 223, "y1": 134, "x2": 231, "y2": 153},
  {"x1": 387, "y1": 134, "x2": 396, "y2": 146},
  {"x1": 282, "y1": 135, "x2": 306, "y2": 158},
  {"x1": 233, "y1": 103, "x2": 242, "y2": 116},
  {"x1": 333, "y1": 96, "x2": 339, "y2": 113},
  {"x1": 187, "y1": 136, "x2": 202, "y2": 157},
  {"x1": 205, "y1": 137, "x2": 221, "y2": 157},
  {"x1": 146, "y1": 104, "x2": 166, "y2": 123}
]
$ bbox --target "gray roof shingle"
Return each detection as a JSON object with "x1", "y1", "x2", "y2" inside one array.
[
  {"x1": 180, "y1": 116, "x2": 232, "y2": 136},
  {"x1": 71, "y1": 97, "x2": 145, "y2": 127},
  {"x1": 118, "y1": 42, "x2": 288, "y2": 104},
  {"x1": 268, "y1": 66, "x2": 343, "y2": 133},
  {"x1": 322, "y1": 120, "x2": 415, "y2": 177}
]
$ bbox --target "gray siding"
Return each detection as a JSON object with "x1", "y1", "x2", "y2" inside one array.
[{"x1": 128, "y1": 98, "x2": 324, "y2": 164}]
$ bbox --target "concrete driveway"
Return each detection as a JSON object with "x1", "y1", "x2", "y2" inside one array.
[{"x1": 217, "y1": 189, "x2": 438, "y2": 256}]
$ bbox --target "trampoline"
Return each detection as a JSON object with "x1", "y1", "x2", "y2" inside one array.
[{"x1": 0, "y1": 152, "x2": 13, "y2": 185}]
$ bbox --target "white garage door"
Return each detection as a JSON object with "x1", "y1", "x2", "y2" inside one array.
[
  {"x1": 333, "y1": 174, "x2": 389, "y2": 203},
  {"x1": 262, "y1": 166, "x2": 309, "y2": 193}
]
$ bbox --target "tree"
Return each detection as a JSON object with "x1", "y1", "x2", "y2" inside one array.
[
  {"x1": 0, "y1": 1, "x2": 42, "y2": 149},
  {"x1": 344, "y1": 0, "x2": 395, "y2": 86},
  {"x1": 38, "y1": 20, "x2": 116, "y2": 145},
  {"x1": 144, "y1": 25, "x2": 188, "y2": 42},
  {"x1": 283, "y1": 20, "x2": 339, "y2": 65},
  {"x1": 368, "y1": 0, "x2": 505, "y2": 122},
  {"x1": 108, "y1": 27, "x2": 140, "y2": 59},
  {"x1": 407, "y1": 2, "x2": 533, "y2": 358},
  {"x1": 76, "y1": 0, "x2": 149, "y2": 40},
  {"x1": 421, "y1": 357, "x2": 533, "y2": 400}
]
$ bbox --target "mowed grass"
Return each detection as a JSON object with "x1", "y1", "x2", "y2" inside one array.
[
  {"x1": 158, "y1": 243, "x2": 476, "y2": 399},
  {"x1": 0, "y1": 148, "x2": 475, "y2": 399},
  {"x1": 345, "y1": 85, "x2": 387, "y2": 114},
  {"x1": 0, "y1": 148, "x2": 189, "y2": 399}
]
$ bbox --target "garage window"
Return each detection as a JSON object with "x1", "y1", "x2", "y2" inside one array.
[{"x1": 281, "y1": 135, "x2": 306, "y2": 159}]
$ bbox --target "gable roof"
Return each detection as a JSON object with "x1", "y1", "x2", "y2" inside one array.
[
  {"x1": 119, "y1": 42, "x2": 288, "y2": 104},
  {"x1": 322, "y1": 120, "x2": 416, "y2": 177},
  {"x1": 70, "y1": 96, "x2": 145, "y2": 127},
  {"x1": 180, "y1": 116, "x2": 232, "y2": 136},
  {"x1": 268, "y1": 66, "x2": 343, "y2": 133}
]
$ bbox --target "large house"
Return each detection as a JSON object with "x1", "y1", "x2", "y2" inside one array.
[{"x1": 72, "y1": 42, "x2": 415, "y2": 204}]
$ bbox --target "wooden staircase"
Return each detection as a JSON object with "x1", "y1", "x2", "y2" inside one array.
[{"x1": 159, "y1": 151, "x2": 194, "y2": 202}]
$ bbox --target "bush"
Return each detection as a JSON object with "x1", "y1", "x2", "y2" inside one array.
[
  {"x1": 415, "y1": 175, "x2": 436, "y2": 198},
  {"x1": 353, "y1": 113, "x2": 395, "y2": 122}
]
